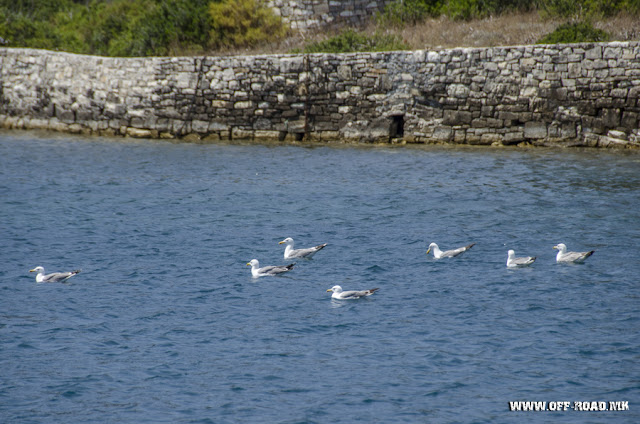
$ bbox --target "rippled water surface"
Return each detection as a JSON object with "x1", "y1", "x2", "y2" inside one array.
[{"x1": 1, "y1": 131, "x2": 639, "y2": 423}]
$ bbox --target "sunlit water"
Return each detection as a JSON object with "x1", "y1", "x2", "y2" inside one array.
[{"x1": 1, "y1": 131, "x2": 639, "y2": 423}]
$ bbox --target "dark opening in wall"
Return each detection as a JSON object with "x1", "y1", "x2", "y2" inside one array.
[{"x1": 390, "y1": 115, "x2": 404, "y2": 139}]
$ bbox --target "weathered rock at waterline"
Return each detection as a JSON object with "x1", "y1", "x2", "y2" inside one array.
[{"x1": 1, "y1": 43, "x2": 639, "y2": 148}]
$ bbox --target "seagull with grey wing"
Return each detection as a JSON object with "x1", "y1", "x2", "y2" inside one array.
[
  {"x1": 279, "y1": 237, "x2": 327, "y2": 259},
  {"x1": 553, "y1": 243, "x2": 594, "y2": 263},
  {"x1": 506, "y1": 249, "x2": 536, "y2": 268},
  {"x1": 247, "y1": 259, "x2": 295, "y2": 277},
  {"x1": 326, "y1": 285, "x2": 379, "y2": 300},
  {"x1": 426, "y1": 242, "x2": 475, "y2": 259},
  {"x1": 29, "y1": 266, "x2": 81, "y2": 283}
]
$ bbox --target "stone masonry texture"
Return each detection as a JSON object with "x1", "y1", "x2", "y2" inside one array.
[
  {"x1": 266, "y1": 0, "x2": 394, "y2": 31},
  {"x1": 1, "y1": 42, "x2": 639, "y2": 148}
]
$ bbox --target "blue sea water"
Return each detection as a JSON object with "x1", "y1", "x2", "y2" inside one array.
[{"x1": 1, "y1": 131, "x2": 639, "y2": 423}]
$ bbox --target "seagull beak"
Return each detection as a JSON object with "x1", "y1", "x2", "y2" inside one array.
[
  {"x1": 326, "y1": 288, "x2": 333, "y2": 292},
  {"x1": 426, "y1": 248, "x2": 431, "y2": 254},
  {"x1": 246, "y1": 262, "x2": 251, "y2": 266},
  {"x1": 29, "y1": 269, "x2": 36, "y2": 272},
  {"x1": 553, "y1": 246, "x2": 558, "y2": 250},
  {"x1": 278, "y1": 241, "x2": 285, "y2": 244}
]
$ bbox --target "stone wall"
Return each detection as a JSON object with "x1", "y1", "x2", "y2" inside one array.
[
  {"x1": 266, "y1": 0, "x2": 393, "y2": 31},
  {"x1": 1, "y1": 42, "x2": 639, "y2": 148}
]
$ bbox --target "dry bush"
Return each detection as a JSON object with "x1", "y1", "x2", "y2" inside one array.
[
  {"x1": 392, "y1": 12, "x2": 561, "y2": 49},
  {"x1": 209, "y1": 11, "x2": 640, "y2": 55}
]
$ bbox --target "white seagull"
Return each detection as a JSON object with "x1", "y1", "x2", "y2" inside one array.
[
  {"x1": 278, "y1": 237, "x2": 327, "y2": 259},
  {"x1": 247, "y1": 259, "x2": 295, "y2": 277},
  {"x1": 553, "y1": 243, "x2": 595, "y2": 263},
  {"x1": 29, "y1": 266, "x2": 81, "y2": 283},
  {"x1": 426, "y1": 242, "x2": 475, "y2": 259},
  {"x1": 326, "y1": 285, "x2": 379, "y2": 300},
  {"x1": 506, "y1": 249, "x2": 536, "y2": 268}
]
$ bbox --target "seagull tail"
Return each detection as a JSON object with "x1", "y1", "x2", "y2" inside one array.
[
  {"x1": 316, "y1": 243, "x2": 327, "y2": 250},
  {"x1": 367, "y1": 288, "x2": 380, "y2": 295},
  {"x1": 285, "y1": 264, "x2": 295, "y2": 270},
  {"x1": 72, "y1": 270, "x2": 81, "y2": 275},
  {"x1": 465, "y1": 243, "x2": 476, "y2": 250},
  {"x1": 585, "y1": 250, "x2": 595, "y2": 258}
]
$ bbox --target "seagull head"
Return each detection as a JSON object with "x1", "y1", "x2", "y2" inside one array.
[
  {"x1": 553, "y1": 243, "x2": 567, "y2": 252},
  {"x1": 507, "y1": 249, "x2": 515, "y2": 258},
  {"x1": 426, "y1": 242, "x2": 437, "y2": 254},
  {"x1": 327, "y1": 285, "x2": 342, "y2": 294},
  {"x1": 279, "y1": 237, "x2": 294, "y2": 246},
  {"x1": 247, "y1": 259, "x2": 259, "y2": 268},
  {"x1": 29, "y1": 266, "x2": 44, "y2": 273}
]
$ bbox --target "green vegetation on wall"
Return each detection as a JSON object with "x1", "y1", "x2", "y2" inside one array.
[{"x1": 297, "y1": 29, "x2": 408, "y2": 53}]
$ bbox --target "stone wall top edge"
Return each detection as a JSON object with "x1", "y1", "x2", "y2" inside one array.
[{"x1": 1, "y1": 40, "x2": 637, "y2": 63}]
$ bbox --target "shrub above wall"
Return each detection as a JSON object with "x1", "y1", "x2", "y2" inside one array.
[
  {"x1": 538, "y1": 21, "x2": 610, "y2": 44},
  {"x1": 1, "y1": 0, "x2": 638, "y2": 56}
]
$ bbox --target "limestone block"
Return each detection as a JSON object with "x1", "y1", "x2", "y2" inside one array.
[
  {"x1": 432, "y1": 127, "x2": 453, "y2": 141},
  {"x1": 453, "y1": 130, "x2": 466, "y2": 143},
  {"x1": 280, "y1": 57, "x2": 304, "y2": 74},
  {"x1": 603, "y1": 47, "x2": 622, "y2": 59},
  {"x1": 57, "y1": 109, "x2": 75, "y2": 123},
  {"x1": 191, "y1": 120, "x2": 209, "y2": 133},
  {"x1": 442, "y1": 110, "x2": 472, "y2": 125},
  {"x1": 598, "y1": 135, "x2": 631, "y2": 147},
  {"x1": 608, "y1": 129, "x2": 627, "y2": 140},
  {"x1": 231, "y1": 127, "x2": 254, "y2": 140},
  {"x1": 600, "y1": 108, "x2": 621, "y2": 127},
  {"x1": 485, "y1": 118, "x2": 504, "y2": 128},
  {"x1": 479, "y1": 133, "x2": 503, "y2": 145},
  {"x1": 211, "y1": 100, "x2": 231, "y2": 108},
  {"x1": 524, "y1": 122, "x2": 547, "y2": 139},
  {"x1": 610, "y1": 88, "x2": 628, "y2": 98},
  {"x1": 520, "y1": 58, "x2": 536, "y2": 68},
  {"x1": 48, "y1": 119, "x2": 69, "y2": 133},
  {"x1": 253, "y1": 130, "x2": 281, "y2": 140},
  {"x1": 286, "y1": 119, "x2": 306, "y2": 132},
  {"x1": 337, "y1": 65, "x2": 352, "y2": 80},
  {"x1": 503, "y1": 131, "x2": 525, "y2": 144},
  {"x1": 234, "y1": 101, "x2": 253, "y2": 109},
  {"x1": 621, "y1": 111, "x2": 639, "y2": 127},
  {"x1": 127, "y1": 127, "x2": 152, "y2": 138}
]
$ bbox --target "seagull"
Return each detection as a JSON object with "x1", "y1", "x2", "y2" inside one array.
[
  {"x1": 278, "y1": 237, "x2": 327, "y2": 259},
  {"x1": 247, "y1": 259, "x2": 295, "y2": 277},
  {"x1": 29, "y1": 266, "x2": 81, "y2": 283},
  {"x1": 506, "y1": 249, "x2": 536, "y2": 268},
  {"x1": 553, "y1": 243, "x2": 595, "y2": 263},
  {"x1": 326, "y1": 285, "x2": 379, "y2": 300},
  {"x1": 426, "y1": 242, "x2": 475, "y2": 259}
]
